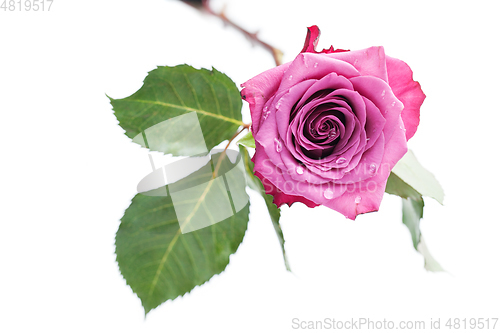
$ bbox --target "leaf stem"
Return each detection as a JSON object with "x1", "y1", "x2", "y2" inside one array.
[{"x1": 212, "y1": 125, "x2": 249, "y2": 178}]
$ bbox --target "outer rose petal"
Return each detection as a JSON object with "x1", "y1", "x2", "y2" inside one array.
[
  {"x1": 350, "y1": 75, "x2": 404, "y2": 143},
  {"x1": 252, "y1": 141, "x2": 319, "y2": 208},
  {"x1": 241, "y1": 62, "x2": 291, "y2": 135},
  {"x1": 301, "y1": 25, "x2": 349, "y2": 54},
  {"x1": 386, "y1": 56, "x2": 426, "y2": 140},
  {"x1": 326, "y1": 46, "x2": 389, "y2": 83},
  {"x1": 254, "y1": 171, "x2": 319, "y2": 208}
]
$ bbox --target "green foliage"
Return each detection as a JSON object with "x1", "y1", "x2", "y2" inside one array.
[
  {"x1": 385, "y1": 150, "x2": 445, "y2": 272},
  {"x1": 385, "y1": 172, "x2": 422, "y2": 202},
  {"x1": 237, "y1": 131, "x2": 256, "y2": 148},
  {"x1": 391, "y1": 150, "x2": 444, "y2": 205},
  {"x1": 110, "y1": 65, "x2": 244, "y2": 156},
  {"x1": 402, "y1": 197, "x2": 424, "y2": 249},
  {"x1": 402, "y1": 197, "x2": 444, "y2": 272},
  {"x1": 113, "y1": 65, "x2": 251, "y2": 314},
  {"x1": 116, "y1": 152, "x2": 250, "y2": 314},
  {"x1": 239, "y1": 145, "x2": 290, "y2": 271}
]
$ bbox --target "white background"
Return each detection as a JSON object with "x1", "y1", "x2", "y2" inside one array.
[{"x1": 1, "y1": 0, "x2": 499, "y2": 332}]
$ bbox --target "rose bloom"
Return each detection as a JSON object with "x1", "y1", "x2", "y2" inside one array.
[{"x1": 241, "y1": 26, "x2": 425, "y2": 219}]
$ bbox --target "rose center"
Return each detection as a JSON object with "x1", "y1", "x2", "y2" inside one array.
[{"x1": 301, "y1": 106, "x2": 345, "y2": 159}]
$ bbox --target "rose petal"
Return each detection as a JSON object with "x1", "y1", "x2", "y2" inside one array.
[
  {"x1": 253, "y1": 142, "x2": 344, "y2": 205},
  {"x1": 300, "y1": 25, "x2": 349, "y2": 54},
  {"x1": 253, "y1": 98, "x2": 288, "y2": 173},
  {"x1": 326, "y1": 46, "x2": 389, "y2": 83},
  {"x1": 362, "y1": 96, "x2": 386, "y2": 150},
  {"x1": 350, "y1": 76, "x2": 404, "y2": 143},
  {"x1": 241, "y1": 62, "x2": 291, "y2": 135},
  {"x1": 275, "y1": 79, "x2": 317, "y2": 141},
  {"x1": 278, "y1": 53, "x2": 360, "y2": 93},
  {"x1": 300, "y1": 25, "x2": 321, "y2": 53},
  {"x1": 324, "y1": 116, "x2": 408, "y2": 219},
  {"x1": 386, "y1": 55, "x2": 426, "y2": 140},
  {"x1": 335, "y1": 132, "x2": 385, "y2": 184},
  {"x1": 254, "y1": 170, "x2": 319, "y2": 208},
  {"x1": 280, "y1": 167, "x2": 347, "y2": 203}
]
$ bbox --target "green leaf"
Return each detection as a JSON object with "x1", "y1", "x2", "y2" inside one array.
[
  {"x1": 391, "y1": 150, "x2": 444, "y2": 204},
  {"x1": 237, "y1": 131, "x2": 255, "y2": 148},
  {"x1": 418, "y1": 235, "x2": 445, "y2": 272},
  {"x1": 116, "y1": 151, "x2": 250, "y2": 314},
  {"x1": 402, "y1": 197, "x2": 444, "y2": 272},
  {"x1": 110, "y1": 65, "x2": 244, "y2": 156},
  {"x1": 239, "y1": 146, "x2": 291, "y2": 271},
  {"x1": 402, "y1": 197, "x2": 424, "y2": 249},
  {"x1": 386, "y1": 167, "x2": 444, "y2": 272},
  {"x1": 385, "y1": 172, "x2": 422, "y2": 202}
]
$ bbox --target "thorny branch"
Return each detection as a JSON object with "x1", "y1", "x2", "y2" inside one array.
[{"x1": 182, "y1": 0, "x2": 284, "y2": 66}]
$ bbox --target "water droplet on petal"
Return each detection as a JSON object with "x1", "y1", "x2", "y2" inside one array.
[
  {"x1": 324, "y1": 189, "x2": 334, "y2": 199},
  {"x1": 354, "y1": 59, "x2": 359, "y2": 65},
  {"x1": 336, "y1": 157, "x2": 347, "y2": 164},
  {"x1": 391, "y1": 101, "x2": 396, "y2": 107},
  {"x1": 274, "y1": 138, "x2": 282, "y2": 153},
  {"x1": 276, "y1": 101, "x2": 281, "y2": 110},
  {"x1": 381, "y1": 90, "x2": 386, "y2": 97},
  {"x1": 296, "y1": 165, "x2": 304, "y2": 175},
  {"x1": 263, "y1": 106, "x2": 270, "y2": 119},
  {"x1": 354, "y1": 196, "x2": 362, "y2": 204},
  {"x1": 366, "y1": 137, "x2": 370, "y2": 141},
  {"x1": 328, "y1": 129, "x2": 336, "y2": 138},
  {"x1": 369, "y1": 163, "x2": 377, "y2": 174},
  {"x1": 288, "y1": 75, "x2": 293, "y2": 80},
  {"x1": 314, "y1": 63, "x2": 318, "y2": 68},
  {"x1": 302, "y1": 56, "x2": 309, "y2": 68}
]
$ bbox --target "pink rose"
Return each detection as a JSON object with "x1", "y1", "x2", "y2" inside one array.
[{"x1": 241, "y1": 26, "x2": 425, "y2": 219}]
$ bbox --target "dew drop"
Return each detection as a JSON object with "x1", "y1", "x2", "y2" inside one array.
[
  {"x1": 354, "y1": 196, "x2": 362, "y2": 204},
  {"x1": 391, "y1": 101, "x2": 396, "y2": 107},
  {"x1": 263, "y1": 106, "x2": 270, "y2": 119},
  {"x1": 381, "y1": 90, "x2": 386, "y2": 97},
  {"x1": 296, "y1": 165, "x2": 304, "y2": 175},
  {"x1": 314, "y1": 63, "x2": 318, "y2": 68},
  {"x1": 366, "y1": 137, "x2": 370, "y2": 142},
  {"x1": 274, "y1": 138, "x2": 282, "y2": 153},
  {"x1": 276, "y1": 101, "x2": 281, "y2": 109},
  {"x1": 336, "y1": 157, "x2": 347, "y2": 164},
  {"x1": 288, "y1": 75, "x2": 293, "y2": 80},
  {"x1": 324, "y1": 189, "x2": 334, "y2": 199},
  {"x1": 328, "y1": 129, "x2": 337, "y2": 138},
  {"x1": 354, "y1": 59, "x2": 359, "y2": 65},
  {"x1": 369, "y1": 163, "x2": 377, "y2": 174},
  {"x1": 302, "y1": 56, "x2": 309, "y2": 68}
]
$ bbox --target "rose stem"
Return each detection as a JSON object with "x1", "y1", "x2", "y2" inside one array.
[
  {"x1": 212, "y1": 125, "x2": 249, "y2": 178},
  {"x1": 182, "y1": 0, "x2": 284, "y2": 66}
]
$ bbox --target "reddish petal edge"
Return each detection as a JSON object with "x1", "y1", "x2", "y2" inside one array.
[
  {"x1": 386, "y1": 56, "x2": 426, "y2": 140},
  {"x1": 300, "y1": 25, "x2": 349, "y2": 54},
  {"x1": 254, "y1": 170, "x2": 319, "y2": 208}
]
